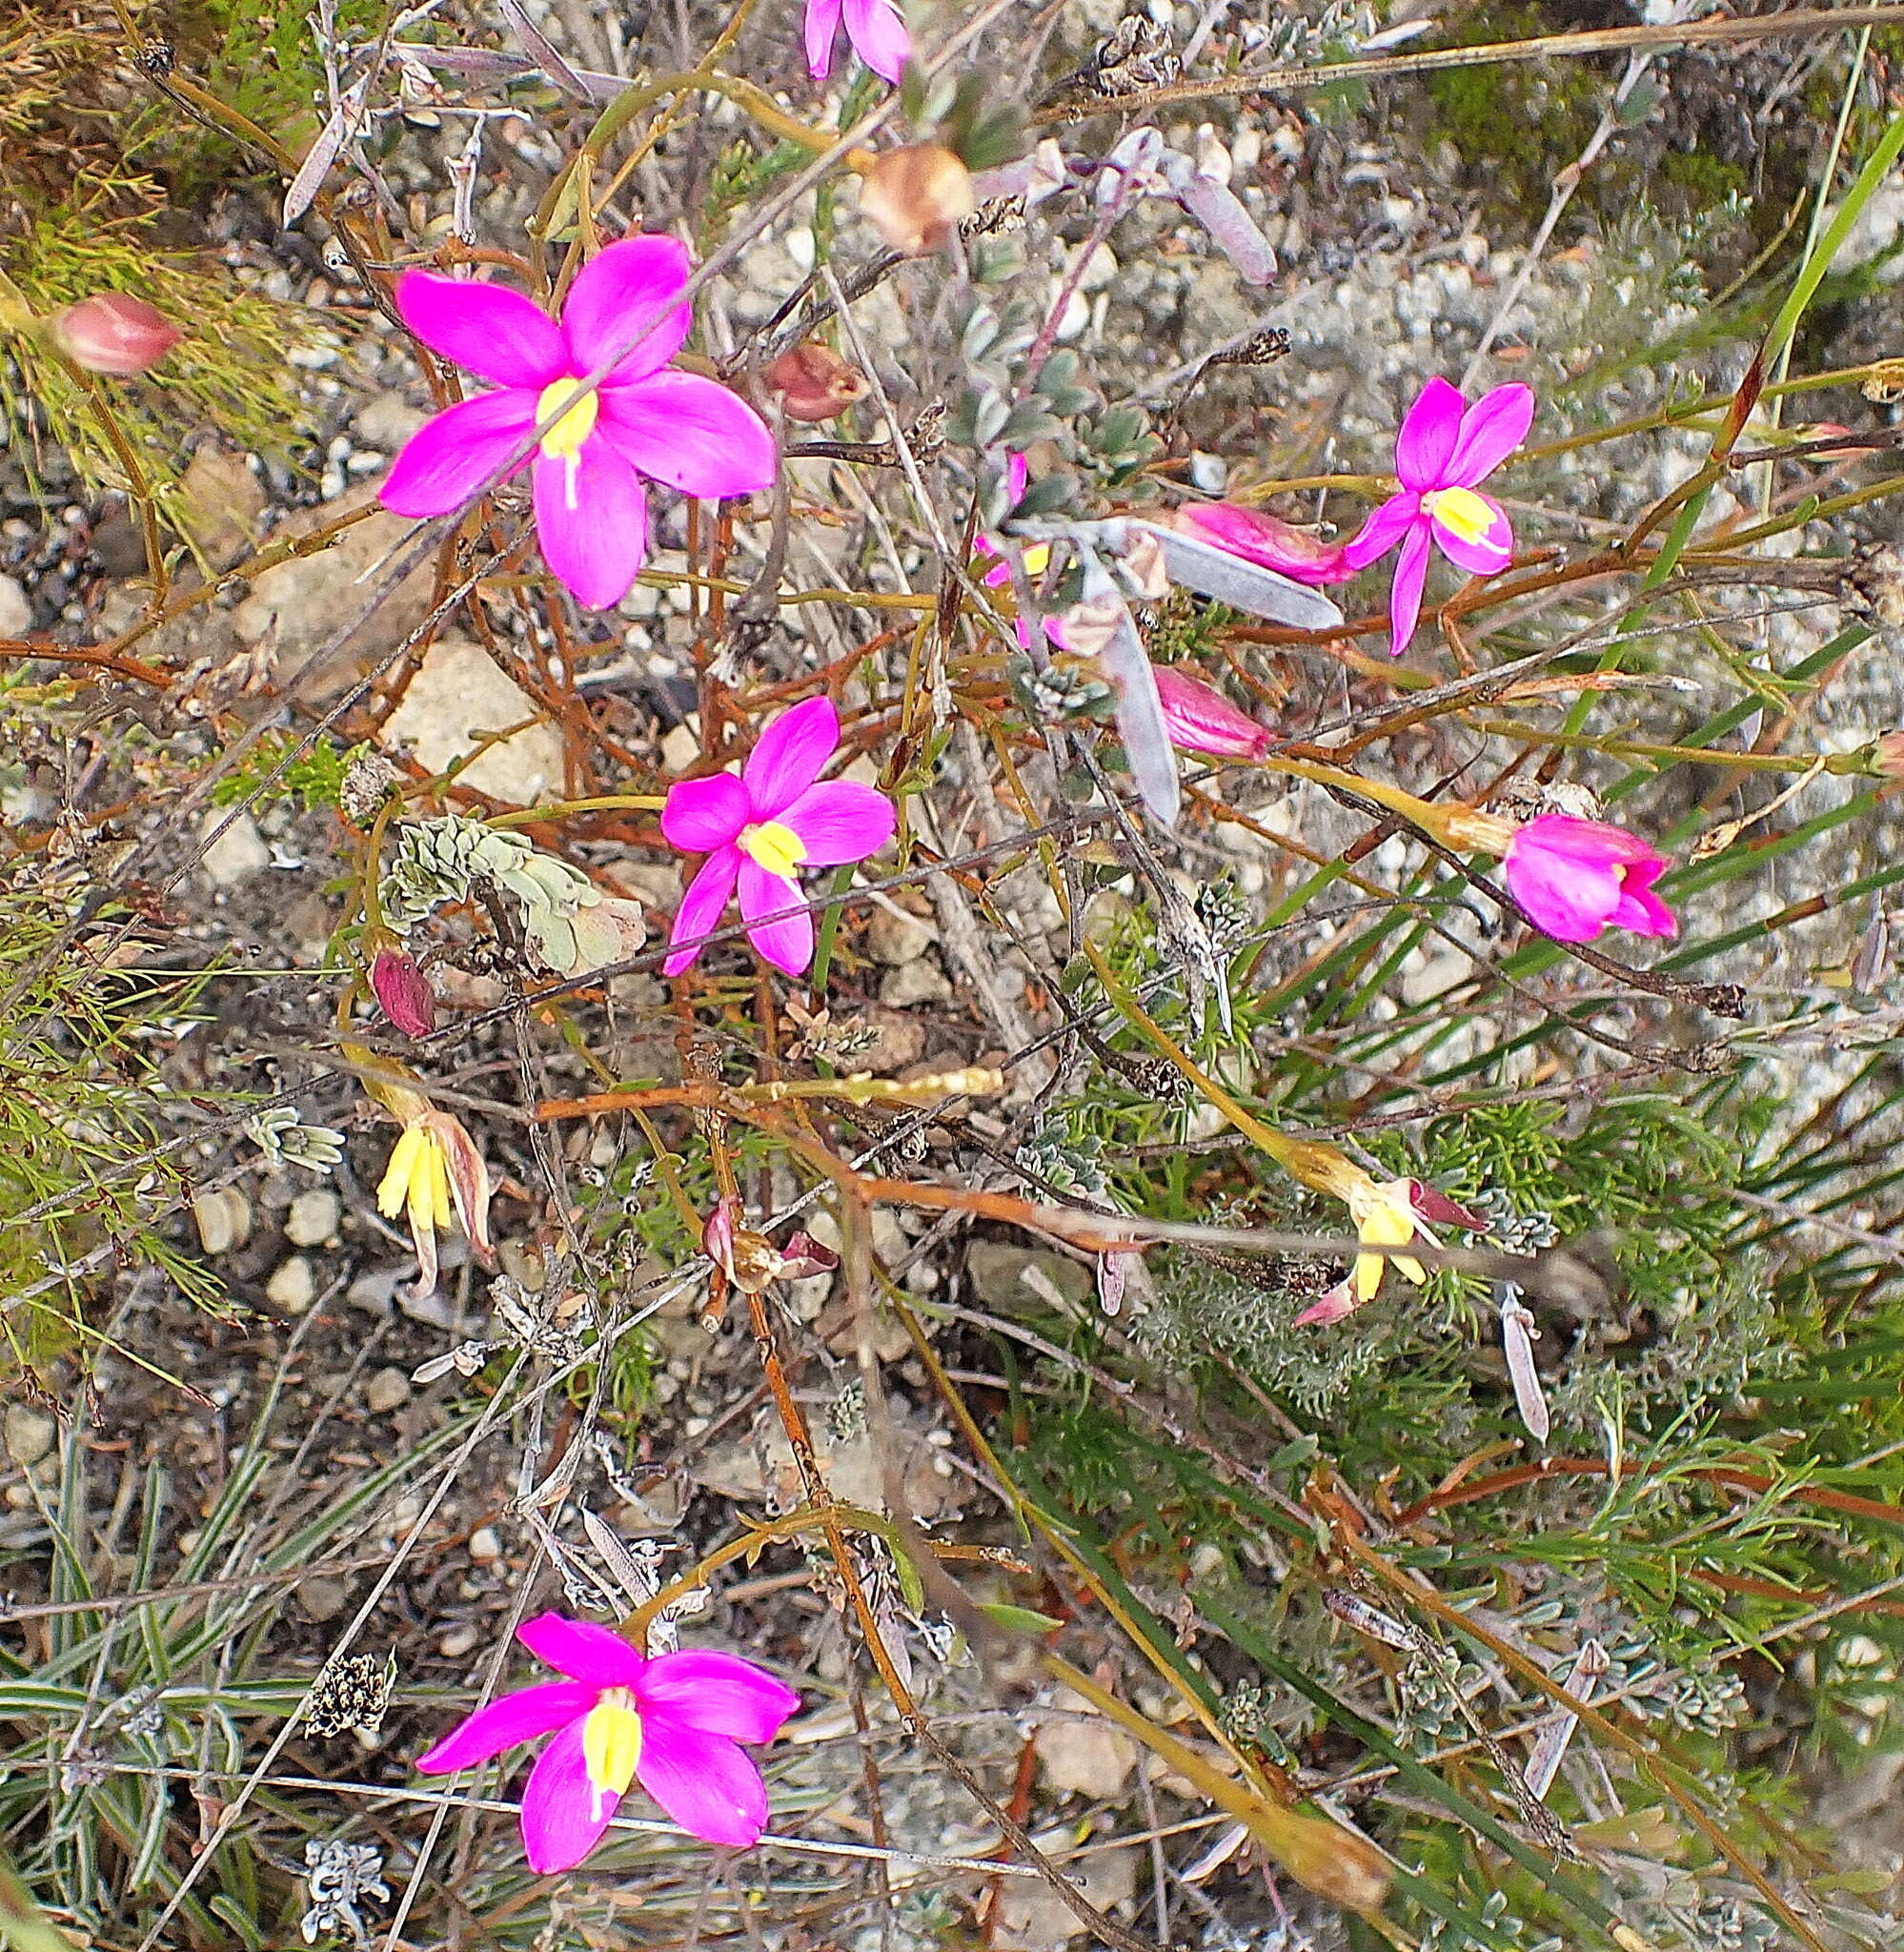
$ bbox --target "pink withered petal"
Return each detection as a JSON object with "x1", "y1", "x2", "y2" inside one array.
[
  {"x1": 520, "y1": 1718, "x2": 618, "y2": 1873},
  {"x1": 743, "y1": 696, "x2": 839, "y2": 817},
  {"x1": 1446, "y1": 383, "x2": 1537, "y2": 487},
  {"x1": 778, "y1": 779, "x2": 898, "y2": 864},
  {"x1": 738, "y1": 858, "x2": 814, "y2": 976},
  {"x1": 1408, "y1": 1181, "x2": 1488, "y2": 1230},
  {"x1": 1387, "y1": 525, "x2": 1433, "y2": 652},
  {"x1": 596, "y1": 370, "x2": 777, "y2": 497},
  {"x1": 1394, "y1": 376, "x2": 1466, "y2": 492},
  {"x1": 634, "y1": 1716, "x2": 771, "y2": 1848},
  {"x1": 841, "y1": 0, "x2": 909, "y2": 82},
  {"x1": 638, "y1": 1653, "x2": 802, "y2": 1743},
  {"x1": 804, "y1": 0, "x2": 846, "y2": 76},
  {"x1": 1293, "y1": 1279, "x2": 1359, "y2": 1328},
  {"x1": 1174, "y1": 502, "x2": 1354, "y2": 585},
  {"x1": 1428, "y1": 494, "x2": 1513, "y2": 577},
  {"x1": 518, "y1": 1611, "x2": 649, "y2": 1688},
  {"x1": 1152, "y1": 664, "x2": 1270, "y2": 761},
  {"x1": 664, "y1": 846, "x2": 742, "y2": 975},
  {"x1": 533, "y1": 441, "x2": 649, "y2": 610},
  {"x1": 560, "y1": 235, "x2": 692, "y2": 379},
  {"x1": 395, "y1": 271, "x2": 564, "y2": 390},
  {"x1": 371, "y1": 946, "x2": 436, "y2": 1038},
  {"x1": 380, "y1": 390, "x2": 537, "y2": 516},
  {"x1": 1339, "y1": 492, "x2": 1418, "y2": 572},
  {"x1": 415, "y1": 1680, "x2": 597, "y2": 1773},
  {"x1": 661, "y1": 773, "x2": 750, "y2": 853}
]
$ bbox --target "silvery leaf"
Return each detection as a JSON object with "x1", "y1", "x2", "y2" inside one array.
[
  {"x1": 1141, "y1": 523, "x2": 1345, "y2": 628},
  {"x1": 1095, "y1": 595, "x2": 1181, "y2": 827}
]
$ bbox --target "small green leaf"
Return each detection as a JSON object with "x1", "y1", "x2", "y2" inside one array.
[{"x1": 977, "y1": 1602, "x2": 1063, "y2": 1635}]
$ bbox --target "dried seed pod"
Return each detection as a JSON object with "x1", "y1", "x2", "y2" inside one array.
[
  {"x1": 766, "y1": 342, "x2": 869, "y2": 423},
  {"x1": 858, "y1": 144, "x2": 975, "y2": 255}
]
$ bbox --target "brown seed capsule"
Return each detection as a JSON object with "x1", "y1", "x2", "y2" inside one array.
[
  {"x1": 48, "y1": 294, "x2": 182, "y2": 376},
  {"x1": 766, "y1": 342, "x2": 869, "y2": 423},
  {"x1": 858, "y1": 144, "x2": 975, "y2": 256}
]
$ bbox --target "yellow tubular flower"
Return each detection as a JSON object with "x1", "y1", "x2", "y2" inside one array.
[
  {"x1": 373, "y1": 1092, "x2": 494, "y2": 1298},
  {"x1": 1347, "y1": 1178, "x2": 1427, "y2": 1301}
]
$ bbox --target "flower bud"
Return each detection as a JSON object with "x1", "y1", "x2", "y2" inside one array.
[
  {"x1": 858, "y1": 144, "x2": 975, "y2": 255},
  {"x1": 48, "y1": 294, "x2": 181, "y2": 376},
  {"x1": 766, "y1": 342, "x2": 869, "y2": 423},
  {"x1": 1874, "y1": 730, "x2": 1904, "y2": 781},
  {"x1": 1173, "y1": 502, "x2": 1352, "y2": 585},
  {"x1": 1152, "y1": 663, "x2": 1269, "y2": 762},
  {"x1": 371, "y1": 946, "x2": 436, "y2": 1039}
]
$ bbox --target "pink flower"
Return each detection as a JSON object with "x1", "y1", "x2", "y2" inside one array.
[
  {"x1": 804, "y1": 0, "x2": 908, "y2": 84},
  {"x1": 1502, "y1": 813, "x2": 1676, "y2": 944},
  {"x1": 1173, "y1": 502, "x2": 1353, "y2": 586},
  {"x1": 661, "y1": 698, "x2": 896, "y2": 978},
  {"x1": 380, "y1": 237, "x2": 776, "y2": 611},
  {"x1": 371, "y1": 946, "x2": 435, "y2": 1039},
  {"x1": 417, "y1": 1612, "x2": 800, "y2": 1873},
  {"x1": 980, "y1": 455, "x2": 1068, "y2": 650},
  {"x1": 1341, "y1": 377, "x2": 1534, "y2": 654},
  {"x1": 49, "y1": 294, "x2": 181, "y2": 375},
  {"x1": 1152, "y1": 664, "x2": 1269, "y2": 762}
]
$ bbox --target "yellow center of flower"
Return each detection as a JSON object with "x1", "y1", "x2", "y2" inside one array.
[
  {"x1": 581, "y1": 1688, "x2": 643, "y2": 1821},
  {"x1": 739, "y1": 820, "x2": 806, "y2": 880},
  {"x1": 536, "y1": 377, "x2": 598, "y2": 510},
  {"x1": 1420, "y1": 485, "x2": 1502, "y2": 549},
  {"x1": 1348, "y1": 1178, "x2": 1427, "y2": 1300}
]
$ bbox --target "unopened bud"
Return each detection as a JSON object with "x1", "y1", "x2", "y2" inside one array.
[
  {"x1": 1874, "y1": 730, "x2": 1904, "y2": 780},
  {"x1": 1152, "y1": 664, "x2": 1269, "y2": 762},
  {"x1": 859, "y1": 144, "x2": 975, "y2": 255},
  {"x1": 48, "y1": 294, "x2": 181, "y2": 376},
  {"x1": 766, "y1": 342, "x2": 869, "y2": 423},
  {"x1": 371, "y1": 946, "x2": 435, "y2": 1039}
]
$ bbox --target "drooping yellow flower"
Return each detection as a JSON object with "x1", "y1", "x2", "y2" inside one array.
[{"x1": 371, "y1": 1080, "x2": 493, "y2": 1297}]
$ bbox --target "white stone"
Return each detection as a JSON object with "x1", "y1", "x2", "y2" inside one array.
[
  {"x1": 192, "y1": 1185, "x2": 253, "y2": 1255},
  {"x1": 377, "y1": 636, "x2": 565, "y2": 805},
  {"x1": 468, "y1": 1525, "x2": 503, "y2": 1564},
  {"x1": 4, "y1": 1404, "x2": 55, "y2": 1468},
  {"x1": 0, "y1": 575, "x2": 30, "y2": 640},
  {"x1": 365, "y1": 1366, "x2": 413, "y2": 1413},
  {"x1": 267, "y1": 1254, "x2": 316, "y2": 1312},
  {"x1": 197, "y1": 809, "x2": 272, "y2": 888},
  {"x1": 285, "y1": 1189, "x2": 341, "y2": 1248},
  {"x1": 659, "y1": 722, "x2": 702, "y2": 773}
]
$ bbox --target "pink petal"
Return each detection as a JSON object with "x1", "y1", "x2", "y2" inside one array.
[
  {"x1": 638, "y1": 1652, "x2": 802, "y2": 1743},
  {"x1": 415, "y1": 1681, "x2": 597, "y2": 1773},
  {"x1": 1515, "y1": 814, "x2": 1661, "y2": 867},
  {"x1": 1446, "y1": 383, "x2": 1536, "y2": 488},
  {"x1": 533, "y1": 442, "x2": 649, "y2": 610},
  {"x1": 1393, "y1": 376, "x2": 1466, "y2": 493},
  {"x1": 661, "y1": 773, "x2": 750, "y2": 853},
  {"x1": 1293, "y1": 1279, "x2": 1360, "y2": 1328},
  {"x1": 1606, "y1": 854, "x2": 1678, "y2": 938},
  {"x1": 519, "y1": 1719, "x2": 618, "y2": 1874},
  {"x1": 664, "y1": 846, "x2": 741, "y2": 975},
  {"x1": 1503, "y1": 845, "x2": 1620, "y2": 943},
  {"x1": 742, "y1": 697, "x2": 839, "y2": 818},
  {"x1": 634, "y1": 1716, "x2": 770, "y2": 1847},
  {"x1": 739, "y1": 858, "x2": 814, "y2": 977},
  {"x1": 596, "y1": 371, "x2": 777, "y2": 498},
  {"x1": 380, "y1": 390, "x2": 537, "y2": 517},
  {"x1": 841, "y1": 0, "x2": 909, "y2": 82},
  {"x1": 395, "y1": 271, "x2": 564, "y2": 390},
  {"x1": 777, "y1": 779, "x2": 897, "y2": 864},
  {"x1": 1175, "y1": 502, "x2": 1352, "y2": 584},
  {"x1": 1430, "y1": 495, "x2": 1513, "y2": 577},
  {"x1": 804, "y1": 0, "x2": 844, "y2": 76},
  {"x1": 1408, "y1": 1181, "x2": 1488, "y2": 1230},
  {"x1": 560, "y1": 236, "x2": 692, "y2": 382},
  {"x1": 1387, "y1": 524, "x2": 1432, "y2": 655},
  {"x1": 1006, "y1": 452, "x2": 1029, "y2": 502},
  {"x1": 517, "y1": 1612, "x2": 648, "y2": 1688},
  {"x1": 1338, "y1": 493, "x2": 1419, "y2": 571}
]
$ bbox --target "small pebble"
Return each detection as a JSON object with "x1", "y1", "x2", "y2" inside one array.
[
  {"x1": 197, "y1": 809, "x2": 272, "y2": 889},
  {"x1": 4, "y1": 1404, "x2": 55, "y2": 1468},
  {"x1": 467, "y1": 1525, "x2": 503, "y2": 1565},
  {"x1": 297, "y1": 1576, "x2": 350, "y2": 1622},
  {"x1": 437, "y1": 1623, "x2": 480, "y2": 1659},
  {"x1": 267, "y1": 1255, "x2": 316, "y2": 1312},
  {"x1": 192, "y1": 1186, "x2": 253, "y2": 1256},
  {"x1": 285, "y1": 1189, "x2": 341, "y2": 1248},
  {"x1": 365, "y1": 1367, "x2": 413, "y2": 1414},
  {"x1": 0, "y1": 574, "x2": 32, "y2": 639}
]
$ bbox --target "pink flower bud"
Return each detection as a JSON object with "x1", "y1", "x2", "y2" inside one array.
[
  {"x1": 49, "y1": 295, "x2": 181, "y2": 376},
  {"x1": 371, "y1": 947, "x2": 436, "y2": 1039},
  {"x1": 858, "y1": 144, "x2": 974, "y2": 255},
  {"x1": 1152, "y1": 663, "x2": 1270, "y2": 762},
  {"x1": 1501, "y1": 813, "x2": 1677, "y2": 945},
  {"x1": 766, "y1": 342, "x2": 870, "y2": 423},
  {"x1": 1173, "y1": 502, "x2": 1353, "y2": 585},
  {"x1": 1874, "y1": 731, "x2": 1904, "y2": 781}
]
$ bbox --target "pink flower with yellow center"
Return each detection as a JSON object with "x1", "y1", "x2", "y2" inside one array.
[
  {"x1": 417, "y1": 1613, "x2": 800, "y2": 1873},
  {"x1": 660, "y1": 698, "x2": 897, "y2": 978},
  {"x1": 380, "y1": 236, "x2": 775, "y2": 611},
  {"x1": 1503, "y1": 813, "x2": 1676, "y2": 944},
  {"x1": 1341, "y1": 377, "x2": 1534, "y2": 655}
]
